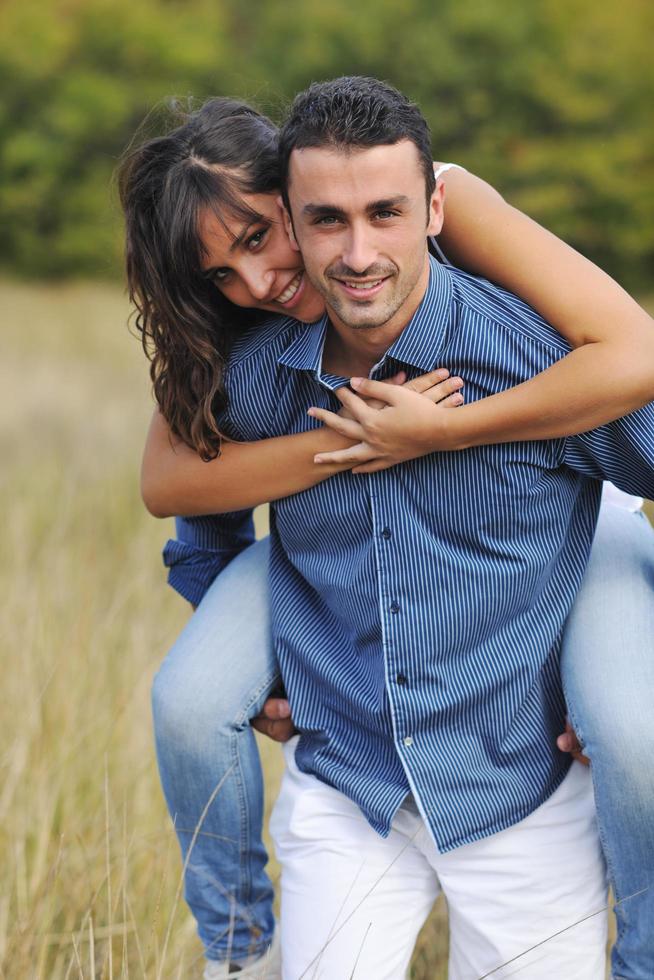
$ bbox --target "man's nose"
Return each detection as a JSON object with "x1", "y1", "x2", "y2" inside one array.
[{"x1": 341, "y1": 226, "x2": 377, "y2": 274}]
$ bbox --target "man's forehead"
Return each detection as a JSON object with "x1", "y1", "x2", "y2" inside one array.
[{"x1": 287, "y1": 140, "x2": 424, "y2": 201}]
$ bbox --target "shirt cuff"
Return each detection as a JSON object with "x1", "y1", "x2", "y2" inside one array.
[{"x1": 163, "y1": 539, "x2": 244, "y2": 607}]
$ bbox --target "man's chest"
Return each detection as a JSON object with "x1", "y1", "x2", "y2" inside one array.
[{"x1": 272, "y1": 439, "x2": 572, "y2": 578}]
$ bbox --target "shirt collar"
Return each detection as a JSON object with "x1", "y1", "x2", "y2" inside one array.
[
  {"x1": 278, "y1": 315, "x2": 328, "y2": 376},
  {"x1": 383, "y1": 256, "x2": 453, "y2": 372},
  {"x1": 278, "y1": 255, "x2": 452, "y2": 381}
]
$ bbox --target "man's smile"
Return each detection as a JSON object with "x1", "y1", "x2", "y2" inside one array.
[{"x1": 332, "y1": 276, "x2": 391, "y2": 301}]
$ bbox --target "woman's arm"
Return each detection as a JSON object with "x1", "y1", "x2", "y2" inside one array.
[
  {"x1": 144, "y1": 169, "x2": 654, "y2": 512},
  {"x1": 436, "y1": 166, "x2": 654, "y2": 445},
  {"x1": 141, "y1": 370, "x2": 462, "y2": 515},
  {"x1": 141, "y1": 409, "x2": 350, "y2": 517},
  {"x1": 312, "y1": 167, "x2": 654, "y2": 467}
]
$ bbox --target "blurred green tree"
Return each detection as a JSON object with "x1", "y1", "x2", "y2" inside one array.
[
  {"x1": 0, "y1": 0, "x2": 233, "y2": 275},
  {"x1": 1, "y1": 0, "x2": 652, "y2": 287}
]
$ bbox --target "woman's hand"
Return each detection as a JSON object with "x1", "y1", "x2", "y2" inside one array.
[
  {"x1": 335, "y1": 369, "x2": 407, "y2": 417},
  {"x1": 308, "y1": 369, "x2": 464, "y2": 473}
]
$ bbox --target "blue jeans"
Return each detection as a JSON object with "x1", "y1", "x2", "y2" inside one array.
[
  {"x1": 561, "y1": 504, "x2": 654, "y2": 980},
  {"x1": 152, "y1": 536, "x2": 278, "y2": 963},
  {"x1": 153, "y1": 506, "x2": 654, "y2": 972}
]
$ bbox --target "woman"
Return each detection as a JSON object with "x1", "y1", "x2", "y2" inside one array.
[{"x1": 119, "y1": 97, "x2": 654, "y2": 980}]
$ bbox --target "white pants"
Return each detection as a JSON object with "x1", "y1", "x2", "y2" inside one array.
[{"x1": 270, "y1": 743, "x2": 607, "y2": 980}]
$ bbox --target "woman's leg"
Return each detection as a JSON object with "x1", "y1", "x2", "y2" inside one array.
[
  {"x1": 561, "y1": 505, "x2": 654, "y2": 980},
  {"x1": 151, "y1": 536, "x2": 279, "y2": 965}
]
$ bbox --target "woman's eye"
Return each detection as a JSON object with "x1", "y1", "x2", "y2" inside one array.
[
  {"x1": 247, "y1": 229, "x2": 267, "y2": 250},
  {"x1": 212, "y1": 268, "x2": 231, "y2": 283}
]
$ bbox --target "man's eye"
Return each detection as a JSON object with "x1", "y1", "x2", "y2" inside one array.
[
  {"x1": 375, "y1": 210, "x2": 397, "y2": 220},
  {"x1": 315, "y1": 216, "x2": 340, "y2": 226}
]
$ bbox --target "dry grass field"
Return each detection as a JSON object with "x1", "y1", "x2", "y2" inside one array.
[
  {"x1": 0, "y1": 279, "x2": 450, "y2": 979},
  {"x1": 2, "y1": 279, "x2": 650, "y2": 978}
]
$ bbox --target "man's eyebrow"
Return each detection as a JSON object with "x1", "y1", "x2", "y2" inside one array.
[
  {"x1": 302, "y1": 204, "x2": 347, "y2": 218},
  {"x1": 301, "y1": 196, "x2": 411, "y2": 218},
  {"x1": 367, "y1": 196, "x2": 411, "y2": 212}
]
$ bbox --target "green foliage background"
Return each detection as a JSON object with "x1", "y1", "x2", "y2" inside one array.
[{"x1": 1, "y1": 0, "x2": 652, "y2": 288}]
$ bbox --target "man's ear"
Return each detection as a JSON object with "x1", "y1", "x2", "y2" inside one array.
[
  {"x1": 277, "y1": 195, "x2": 301, "y2": 252},
  {"x1": 426, "y1": 179, "x2": 445, "y2": 237}
]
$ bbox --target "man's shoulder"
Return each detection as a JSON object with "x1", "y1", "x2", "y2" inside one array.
[
  {"x1": 221, "y1": 314, "x2": 304, "y2": 441},
  {"x1": 445, "y1": 266, "x2": 571, "y2": 356},
  {"x1": 228, "y1": 314, "x2": 305, "y2": 370}
]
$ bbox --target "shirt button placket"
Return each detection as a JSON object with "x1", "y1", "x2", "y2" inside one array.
[{"x1": 378, "y1": 514, "x2": 409, "y2": 750}]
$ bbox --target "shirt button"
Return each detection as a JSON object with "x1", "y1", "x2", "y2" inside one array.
[
  {"x1": 403, "y1": 736, "x2": 414, "y2": 747},
  {"x1": 396, "y1": 673, "x2": 408, "y2": 686},
  {"x1": 381, "y1": 527, "x2": 392, "y2": 539},
  {"x1": 390, "y1": 601, "x2": 400, "y2": 614}
]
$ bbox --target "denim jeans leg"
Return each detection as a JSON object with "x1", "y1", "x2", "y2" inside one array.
[
  {"x1": 561, "y1": 505, "x2": 654, "y2": 980},
  {"x1": 151, "y1": 536, "x2": 278, "y2": 963}
]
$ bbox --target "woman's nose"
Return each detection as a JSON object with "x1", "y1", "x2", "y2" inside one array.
[{"x1": 242, "y1": 265, "x2": 275, "y2": 301}]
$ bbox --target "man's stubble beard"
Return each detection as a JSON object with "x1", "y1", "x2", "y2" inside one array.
[
  {"x1": 313, "y1": 260, "x2": 412, "y2": 332},
  {"x1": 325, "y1": 290, "x2": 400, "y2": 331}
]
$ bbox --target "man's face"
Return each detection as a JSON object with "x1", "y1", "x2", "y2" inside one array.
[{"x1": 284, "y1": 140, "x2": 444, "y2": 335}]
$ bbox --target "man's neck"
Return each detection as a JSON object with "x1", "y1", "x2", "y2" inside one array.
[{"x1": 321, "y1": 321, "x2": 403, "y2": 378}]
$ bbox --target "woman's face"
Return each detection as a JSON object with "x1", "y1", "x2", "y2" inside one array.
[{"x1": 197, "y1": 192, "x2": 326, "y2": 323}]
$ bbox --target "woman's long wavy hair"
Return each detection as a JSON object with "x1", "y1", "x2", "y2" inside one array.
[{"x1": 118, "y1": 97, "x2": 281, "y2": 459}]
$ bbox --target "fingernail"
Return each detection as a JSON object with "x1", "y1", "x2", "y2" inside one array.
[
  {"x1": 350, "y1": 377, "x2": 363, "y2": 388},
  {"x1": 314, "y1": 455, "x2": 324, "y2": 464},
  {"x1": 307, "y1": 408, "x2": 316, "y2": 417}
]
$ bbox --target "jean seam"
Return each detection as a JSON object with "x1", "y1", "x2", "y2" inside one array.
[
  {"x1": 229, "y1": 666, "x2": 279, "y2": 957},
  {"x1": 231, "y1": 728, "x2": 255, "y2": 952},
  {"x1": 563, "y1": 683, "x2": 633, "y2": 974}
]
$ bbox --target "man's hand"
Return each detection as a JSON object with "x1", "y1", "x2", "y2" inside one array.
[
  {"x1": 557, "y1": 719, "x2": 590, "y2": 766},
  {"x1": 251, "y1": 697, "x2": 296, "y2": 743},
  {"x1": 308, "y1": 370, "x2": 464, "y2": 473}
]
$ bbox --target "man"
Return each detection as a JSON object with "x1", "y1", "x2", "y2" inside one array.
[{"x1": 174, "y1": 78, "x2": 654, "y2": 976}]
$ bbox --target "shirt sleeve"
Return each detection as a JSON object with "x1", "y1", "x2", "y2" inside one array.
[
  {"x1": 563, "y1": 405, "x2": 654, "y2": 500},
  {"x1": 162, "y1": 510, "x2": 256, "y2": 606}
]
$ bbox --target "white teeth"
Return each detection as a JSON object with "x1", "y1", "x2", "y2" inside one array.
[
  {"x1": 344, "y1": 280, "x2": 382, "y2": 290},
  {"x1": 276, "y1": 272, "x2": 302, "y2": 304}
]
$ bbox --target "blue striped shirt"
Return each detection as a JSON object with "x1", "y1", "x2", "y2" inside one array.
[{"x1": 166, "y1": 258, "x2": 654, "y2": 852}]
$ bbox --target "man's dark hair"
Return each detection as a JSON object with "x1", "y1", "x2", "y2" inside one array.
[{"x1": 278, "y1": 76, "x2": 435, "y2": 212}]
